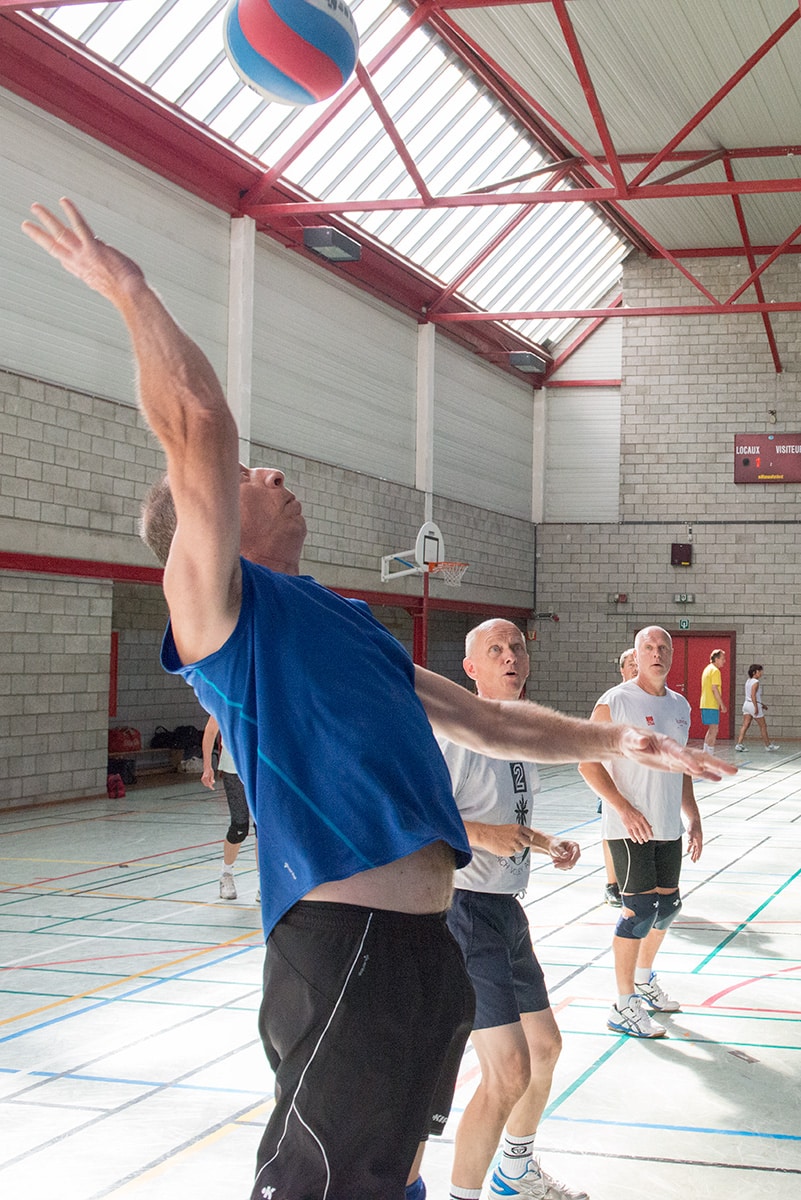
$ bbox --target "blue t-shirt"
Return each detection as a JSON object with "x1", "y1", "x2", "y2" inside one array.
[{"x1": 161, "y1": 559, "x2": 471, "y2": 936}]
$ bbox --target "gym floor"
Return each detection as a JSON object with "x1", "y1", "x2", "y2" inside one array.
[{"x1": 1, "y1": 743, "x2": 799, "y2": 1200}]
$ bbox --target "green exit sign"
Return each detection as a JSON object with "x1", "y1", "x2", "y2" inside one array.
[{"x1": 679, "y1": 618, "x2": 690, "y2": 630}]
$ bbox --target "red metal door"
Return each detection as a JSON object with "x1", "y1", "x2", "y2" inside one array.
[{"x1": 667, "y1": 633, "x2": 734, "y2": 740}]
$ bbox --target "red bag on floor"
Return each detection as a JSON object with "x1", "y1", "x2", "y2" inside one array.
[
  {"x1": 108, "y1": 727, "x2": 142, "y2": 753},
  {"x1": 107, "y1": 773, "x2": 126, "y2": 798}
]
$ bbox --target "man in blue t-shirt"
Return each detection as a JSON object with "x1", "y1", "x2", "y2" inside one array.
[{"x1": 23, "y1": 199, "x2": 735, "y2": 1200}]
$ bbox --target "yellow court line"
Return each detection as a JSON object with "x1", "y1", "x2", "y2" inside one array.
[
  {"x1": 0, "y1": 929, "x2": 264, "y2": 1028},
  {"x1": 101, "y1": 1101, "x2": 276, "y2": 1196}
]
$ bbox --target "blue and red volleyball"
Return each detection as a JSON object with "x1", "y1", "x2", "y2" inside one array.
[{"x1": 223, "y1": 0, "x2": 360, "y2": 107}]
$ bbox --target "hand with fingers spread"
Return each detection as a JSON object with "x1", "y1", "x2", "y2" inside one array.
[
  {"x1": 617, "y1": 726, "x2": 734, "y2": 782},
  {"x1": 22, "y1": 198, "x2": 146, "y2": 304}
]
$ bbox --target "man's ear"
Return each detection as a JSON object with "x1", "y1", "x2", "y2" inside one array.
[{"x1": 463, "y1": 656, "x2": 478, "y2": 682}]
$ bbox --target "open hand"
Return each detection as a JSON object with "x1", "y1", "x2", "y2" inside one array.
[
  {"x1": 619, "y1": 727, "x2": 735, "y2": 782},
  {"x1": 22, "y1": 198, "x2": 145, "y2": 302}
]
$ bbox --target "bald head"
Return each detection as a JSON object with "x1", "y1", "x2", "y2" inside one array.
[{"x1": 463, "y1": 619, "x2": 530, "y2": 701}]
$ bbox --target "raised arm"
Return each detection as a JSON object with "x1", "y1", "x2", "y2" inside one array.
[
  {"x1": 415, "y1": 666, "x2": 735, "y2": 781},
  {"x1": 21, "y1": 199, "x2": 241, "y2": 664}
]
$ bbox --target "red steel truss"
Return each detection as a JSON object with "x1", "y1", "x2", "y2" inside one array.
[{"x1": 2, "y1": 1, "x2": 801, "y2": 373}]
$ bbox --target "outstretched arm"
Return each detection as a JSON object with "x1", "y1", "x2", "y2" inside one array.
[
  {"x1": 415, "y1": 666, "x2": 736, "y2": 781},
  {"x1": 21, "y1": 199, "x2": 241, "y2": 665}
]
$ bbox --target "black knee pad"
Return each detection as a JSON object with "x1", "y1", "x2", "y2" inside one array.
[
  {"x1": 654, "y1": 890, "x2": 682, "y2": 930},
  {"x1": 614, "y1": 892, "x2": 658, "y2": 939},
  {"x1": 226, "y1": 821, "x2": 249, "y2": 845}
]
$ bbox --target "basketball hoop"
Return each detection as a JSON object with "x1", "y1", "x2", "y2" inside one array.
[{"x1": 428, "y1": 561, "x2": 469, "y2": 587}]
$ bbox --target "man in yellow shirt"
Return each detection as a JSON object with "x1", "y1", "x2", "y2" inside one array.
[{"x1": 700, "y1": 649, "x2": 727, "y2": 752}]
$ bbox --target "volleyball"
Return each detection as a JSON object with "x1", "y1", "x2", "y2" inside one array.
[{"x1": 223, "y1": 0, "x2": 360, "y2": 107}]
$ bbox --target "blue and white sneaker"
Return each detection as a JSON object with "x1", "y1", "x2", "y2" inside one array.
[
  {"x1": 489, "y1": 1158, "x2": 589, "y2": 1199},
  {"x1": 636, "y1": 971, "x2": 680, "y2": 1013},
  {"x1": 607, "y1": 995, "x2": 666, "y2": 1038}
]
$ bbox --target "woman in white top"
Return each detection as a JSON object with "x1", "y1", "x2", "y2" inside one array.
[{"x1": 735, "y1": 665, "x2": 779, "y2": 751}]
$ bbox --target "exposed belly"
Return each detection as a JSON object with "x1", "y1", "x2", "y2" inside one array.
[{"x1": 304, "y1": 840, "x2": 456, "y2": 913}]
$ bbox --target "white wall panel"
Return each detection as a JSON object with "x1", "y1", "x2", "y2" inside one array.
[
  {"x1": 550, "y1": 318, "x2": 622, "y2": 379},
  {"x1": 0, "y1": 88, "x2": 229, "y2": 404},
  {"x1": 545, "y1": 387, "x2": 620, "y2": 522},
  {"x1": 250, "y1": 243, "x2": 417, "y2": 483},
  {"x1": 433, "y1": 340, "x2": 533, "y2": 519}
]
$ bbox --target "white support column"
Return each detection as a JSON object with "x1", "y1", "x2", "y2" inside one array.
[
  {"x1": 227, "y1": 215, "x2": 256, "y2": 466},
  {"x1": 531, "y1": 385, "x2": 546, "y2": 524},
  {"x1": 416, "y1": 322, "x2": 436, "y2": 523}
]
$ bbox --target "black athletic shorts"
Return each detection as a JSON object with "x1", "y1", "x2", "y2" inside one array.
[
  {"x1": 251, "y1": 900, "x2": 475, "y2": 1200},
  {"x1": 447, "y1": 889, "x2": 549, "y2": 1030},
  {"x1": 608, "y1": 836, "x2": 683, "y2": 894}
]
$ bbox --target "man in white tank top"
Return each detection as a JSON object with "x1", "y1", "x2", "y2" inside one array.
[{"x1": 579, "y1": 627, "x2": 702, "y2": 1039}]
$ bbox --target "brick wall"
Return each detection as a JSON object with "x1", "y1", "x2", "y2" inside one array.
[
  {"x1": 534, "y1": 252, "x2": 801, "y2": 738},
  {"x1": 0, "y1": 571, "x2": 111, "y2": 808}
]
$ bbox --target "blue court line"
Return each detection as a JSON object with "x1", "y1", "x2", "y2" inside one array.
[
  {"x1": 0, "y1": 944, "x2": 259, "y2": 1044},
  {"x1": 694, "y1": 863, "x2": 801, "y2": 971},
  {"x1": 0, "y1": 1065, "x2": 271, "y2": 1099},
  {"x1": 546, "y1": 1113, "x2": 801, "y2": 1142}
]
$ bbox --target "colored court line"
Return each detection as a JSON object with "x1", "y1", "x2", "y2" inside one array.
[
  {"x1": 547, "y1": 1112, "x2": 801, "y2": 1143},
  {"x1": 703, "y1": 961, "x2": 801, "y2": 1007},
  {"x1": 97, "y1": 1100, "x2": 276, "y2": 1196},
  {"x1": 694, "y1": 863, "x2": 801, "y2": 971},
  {"x1": 0, "y1": 838, "x2": 225, "y2": 890},
  {"x1": 0, "y1": 929, "x2": 262, "y2": 1030}
]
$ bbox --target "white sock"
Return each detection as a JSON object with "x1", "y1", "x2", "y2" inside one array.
[
  {"x1": 500, "y1": 1133, "x2": 535, "y2": 1179},
  {"x1": 449, "y1": 1187, "x2": 481, "y2": 1200},
  {"x1": 221, "y1": 866, "x2": 234, "y2": 877},
  {"x1": 618, "y1": 992, "x2": 637, "y2": 1008},
  {"x1": 635, "y1": 967, "x2": 653, "y2": 985}
]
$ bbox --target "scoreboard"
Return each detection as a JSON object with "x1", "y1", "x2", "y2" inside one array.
[{"x1": 734, "y1": 433, "x2": 801, "y2": 483}]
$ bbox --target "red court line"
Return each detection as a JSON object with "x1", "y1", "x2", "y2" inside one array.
[{"x1": 703, "y1": 962, "x2": 801, "y2": 1007}]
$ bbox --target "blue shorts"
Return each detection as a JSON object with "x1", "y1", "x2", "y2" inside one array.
[
  {"x1": 701, "y1": 708, "x2": 720, "y2": 726},
  {"x1": 446, "y1": 889, "x2": 549, "y2": 1029}
]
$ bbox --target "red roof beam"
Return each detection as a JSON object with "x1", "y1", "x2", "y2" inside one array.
[
  {"x1": 433, "y1": 301, "x2": 801, "y2": 320},
  {"x1": 429, "y1": 7, "x2": 615, "y2": 185},
  {"x1": 552, "y1": 0, "x2": 628, "y2": 193},
  {"x1": 428, "y1": 161, "x2": 575, "y2": 315},
  {"x1": 251, "y1": 174, "x2": 801, "y2": 218},
  {"x1": 355, "y1": 61, "x2": 433, "y2": 203},
  {"x1": 724, "y1": 157, "x2": 782, "y2": 373},
  {"x1": 631, "y1": 7, "x2": 801, "y2": 187},
  {"x1": 243, "y1": 5, "x2": 431, "y2": 206},
  {"x1": 549, "y1": 293, "x2": 622, "y2": 375},
  {"x1": 726, "y1": 216, "x2": 801, "y2": 305}
]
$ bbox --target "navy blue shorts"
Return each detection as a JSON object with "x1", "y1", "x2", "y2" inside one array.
[{"x1": 447, "y1": 889, "x2": 549, "y2": 1029}]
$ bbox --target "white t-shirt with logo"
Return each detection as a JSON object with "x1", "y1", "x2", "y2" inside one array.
[
  {"x1": 596, "y1": 679, "x2": 690, "y2": 841},
  {"x1": 437, "y1": 738, "x2": 540, "y2": 892}
]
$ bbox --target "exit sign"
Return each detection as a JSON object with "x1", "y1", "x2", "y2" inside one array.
[
  {"x1": 734, "y1": 433, "x2": 801, "y2": 483},
  {"x1": 679, "y1": 618, "x2": 690, "y2": 630}
]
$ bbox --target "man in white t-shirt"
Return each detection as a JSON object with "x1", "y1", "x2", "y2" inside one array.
[
  {"x1": 579, "y1": 626, "x2": 702, "y2": 1038},
  {"x1": 438, "y1": 620, "x2": 588, "y2": 1200}
]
